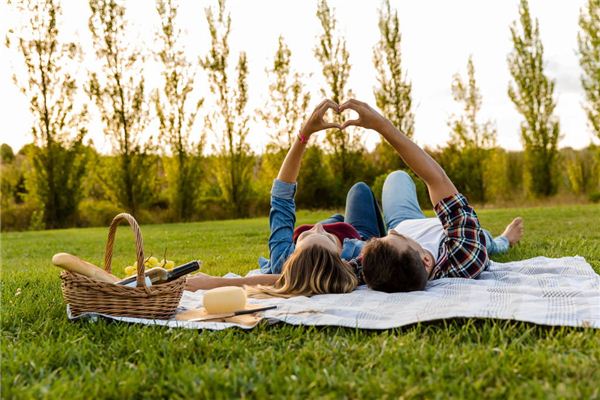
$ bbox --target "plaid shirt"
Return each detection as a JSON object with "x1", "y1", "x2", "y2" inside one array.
[{"x1": 429, "y1": 193, "x2": 490, "y2": 280}]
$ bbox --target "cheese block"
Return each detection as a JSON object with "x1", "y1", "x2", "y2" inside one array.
[{"x1": 203, "y1": 286, "x2": 247, "y2": 314}]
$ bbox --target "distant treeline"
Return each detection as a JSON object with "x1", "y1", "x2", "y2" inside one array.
[
  {"x1": 1, "y1": 142, "x2": 598, "y2": 231},
  {"x1": 1, "y1": 0, "x2": 599, "y2": 231}
]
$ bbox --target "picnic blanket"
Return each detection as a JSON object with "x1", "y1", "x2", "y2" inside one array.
[{"x1": 67, "y1": 256, "x2": 600, "y2": 330}]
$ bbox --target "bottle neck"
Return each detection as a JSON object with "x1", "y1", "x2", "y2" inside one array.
[{"x1": 166, "y1": 261, "x2": 200, "y2": 282}]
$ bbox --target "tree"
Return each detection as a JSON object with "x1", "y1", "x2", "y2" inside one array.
[
  {"x1": 564, "y1": 147, "x2": 597, "y2": 195},
  {"x1": 483, "y1": 148, "x2": 512, "y2": 203},
  {"x1": 154, "y1": 0, "x2": 204, "y2": 221},
  {"x1": 1, "y1": 144, "x2": 15, "y2": 163},
  {"x1": 295, "y1": 146, "x2": 335, "y2": 209},
  {"x1": 201, "y1": 0, "x2": 254, "y2": 218},
  {"x1": 87, "y1": 0, "x2": 157, "y2": 218},
  {"x1": 314, "y1": 0, "x2": 362, "y2": 192},
  {"x1": 373, "y1": 0, "x2": 414, "y2": 172},
  {"x1": 507, "y1": 0, "x2": 561, "y2": 197},
  {"x1": 255, "y1": 35, "x2": 312, "y2": 202},
  {"x1": 259, "y1": 35, "x2": 311, "y2": 152},
  {"x1": 578, "y1": 0, "x2": 600, "y2": 141},
  {"x1": 7, "y1": 0, "x2": 87, "y2": 229},
  {"x1": 445, "y1": 56, "x2": 496, "y2": 202},
  {"x1": 0, "y1": 144, "x2": 26, "y2": 208}
]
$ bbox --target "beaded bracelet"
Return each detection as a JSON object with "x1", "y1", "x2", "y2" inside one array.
[{"x1": 298, "y1": 131, "x2": 309, "y2": 144}]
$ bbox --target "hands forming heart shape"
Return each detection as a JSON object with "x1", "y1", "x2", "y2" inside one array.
[{"x1": 300, "y1": 99, "x2": 388, "y2": 138}]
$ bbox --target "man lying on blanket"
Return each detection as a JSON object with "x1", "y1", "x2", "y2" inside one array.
[{"x1": 186, "y1": 99, "x2": 523, "y2": 294}]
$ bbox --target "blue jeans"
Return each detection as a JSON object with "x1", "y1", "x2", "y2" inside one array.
[
  {"x1": 319, "y1": 182, "x2": 386, "y2": 241},
  {"x1": 381, "y1": 171, "x2": 509, "y2": 255}
]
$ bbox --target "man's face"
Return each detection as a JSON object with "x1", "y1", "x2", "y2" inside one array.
[
  {"x1": 296, "y1": 223, "x2": 341, "y2": 253},
  {"x1": 379, "y1": 229, "x2": 435, "y2": 274}
]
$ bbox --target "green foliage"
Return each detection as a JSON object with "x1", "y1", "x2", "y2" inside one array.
[
  {"x1": 446, "y1": 56, "x2": 496, "y2": 203},
  {"x1": 26, "y1": 143, "x2": 87, "y2": 228},
  {"x1": 371, "y1": 173, "x2": 387, "y2": 202},
  {"x1": 97, "y1": 152, "x2": 159, "y2": 216},
  {"x1": 201, "y1": 0, "x2": 254, "y2": 218},
  {"x1": 1, "y1": 143, "x2": 15, "y2": 163},
  {"x1": 87, "y1": 0, "x2": 155, "y2": 217},
  {"x1": 315, "y1": 0, "x2": 351, "y2": 106},
  {"x1": 161, "y1": 154, "x2": 203, "y2": 220},
  {"x1": 1, "y1": 151, "x2": 37, "y2": 231},
  {"x1": 373, "y1": 0, "x2": 414, "y2": 139},
  {"x1": 483, "y1": 148, "x2": 513, "y2": 203},
  {"x1": 449, "y1": 57, "x2": 496, "y2": 150},
  {"x1": 295, "y1": 145, "x2": 336, "y2": 209},
  {"x1": 256, "y1": 36, "x2": 312, "y2": 209},
  {"x1": 28, "y1": 208, "x2": 45, "y2": 231},
  {"x1": 563, "y1": 147, "x2": 599, "y2": 195},
  {"x1": 79, "y1": 144, "x2": 106, "y2": 200},
  {"x1": 3, "y1": 0, "x2": 600, "y2": 230},
  {"x1": 76, "y1": 199, "x2": 123, "y2": 227},
  {"x1": 315, "y1": 0, "x2": 363, "y2": 190},
  {"x1": 437, "y1": 146, "x2": 490, "y2": 203},
  {"x1": 0, "y1": 203, "x2": 38, "y2": 231},
  {"x1": 2, "y1": 206, "x2": 600, "y2": 398},
  {"x1": 508, "y1": 0, "x2": 561, "y2": 197},
  {"x1": 259, "y1": 36, "x2": 311, "y2": 151},
  {"x1": 255, "y1": 145, "x2": 286, "y2": 211},
  {"x1": 154, "y1": 0, "x2": 204, "y2": 221},
  {"x1": 578, "y1": 0, "x2": 600, "y2": 139},
  {"x1": 504, "y1": 152, "x2": 524, "y2": 195},
  {"x1": 370, "y1": 140, "x2": 406, "y2": 175},
  {"x1": 372, "y1": 170, "x2": 430, "y2": 209},
  {"x1": 7, "y1": 0, "x2": 88, "y2": 229},
  {"x1": 2, "y1": 141, "x2": 599, "y2": 231},
  {"x1": 0, "y1": 152, "x2": 26, "y2": 208}
]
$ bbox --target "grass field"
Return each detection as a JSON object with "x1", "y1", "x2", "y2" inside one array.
[{"x1": 2, "y1": 204, "x2": 600, "y2": 399}]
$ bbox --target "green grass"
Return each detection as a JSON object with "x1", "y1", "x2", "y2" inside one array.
[{"x1": 2, "y1": 205, "x2": 600, "y2": 399}]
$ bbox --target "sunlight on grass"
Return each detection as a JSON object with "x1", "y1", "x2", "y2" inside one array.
[{"x1": 2, "y1": 205, "x2": 599, "y2": 398}]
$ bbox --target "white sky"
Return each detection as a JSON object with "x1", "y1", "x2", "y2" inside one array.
[{"x1": 0, "y1": 0, "x2": 596, "y2": 155}]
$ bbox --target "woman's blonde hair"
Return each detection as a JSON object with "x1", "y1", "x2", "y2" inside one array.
[{"x1": 247, "y1": 245, "x2": 358, "y2": 298}]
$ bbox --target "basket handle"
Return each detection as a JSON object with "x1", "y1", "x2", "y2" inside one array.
[{"x1": 104, "y1": 213, "x2": 147, "y2": 288}]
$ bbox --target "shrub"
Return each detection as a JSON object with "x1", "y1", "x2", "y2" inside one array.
[
  {"x1": 76, "y1": 199, "x2": 124, "y2": 228},
  {"x1": 371, "y1": 170, "x2": 431, "y2": 210},
  {"x1": 1, "y1": 143, "x2": 15, "y2": 163},
  {"x1": 296, "y1": 146, "x2": 336, "y2": 209},
  {"x1": 483, "y1": 148, "x2": 510, "y2": 203},
  {"x1": 0, "y1": 203, "x2": 38, "y2": 231}
]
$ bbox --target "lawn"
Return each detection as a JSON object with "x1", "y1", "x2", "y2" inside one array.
[{"x1": 2, "y1": 205, "x2": 600, "y2": 399}]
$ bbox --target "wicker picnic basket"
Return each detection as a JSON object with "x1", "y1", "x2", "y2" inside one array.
[{"x1": 60, "y1": 213, "x2": 185, "y2": 319}]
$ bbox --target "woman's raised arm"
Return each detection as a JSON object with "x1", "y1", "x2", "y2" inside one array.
[{"x1": 277, "y1": 99, "x2": 340, "y2": 183}]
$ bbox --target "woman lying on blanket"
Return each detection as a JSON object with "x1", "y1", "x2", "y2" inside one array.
[{"x1": 186, "y1": 99, "x2": 524, "y2": 295}]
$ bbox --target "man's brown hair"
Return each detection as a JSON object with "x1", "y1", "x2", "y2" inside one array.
[{"x1": 361, "y1": 239, "x2": 428, "y2": 292}]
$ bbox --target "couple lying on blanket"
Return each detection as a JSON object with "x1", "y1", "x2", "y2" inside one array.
[{"x1": 186, "y1": 99, "x2": 524, "y2": 296}]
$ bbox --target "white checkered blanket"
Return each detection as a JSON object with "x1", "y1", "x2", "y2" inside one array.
[{"x1": 67, "y1": 256, "x2": 600, "y2": 330}]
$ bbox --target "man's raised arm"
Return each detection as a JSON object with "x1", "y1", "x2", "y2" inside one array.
[{"x1": 339, "y1": 99, "x2": 457, "y2": 205}]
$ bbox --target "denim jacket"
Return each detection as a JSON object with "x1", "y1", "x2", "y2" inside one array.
[{"x1": 258, "y1": 179, "x2": 365, "y2": 274}]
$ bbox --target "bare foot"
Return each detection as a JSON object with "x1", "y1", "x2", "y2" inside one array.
[{"x1": 501, "y1": 217, "x2": 524, "y2": 246}]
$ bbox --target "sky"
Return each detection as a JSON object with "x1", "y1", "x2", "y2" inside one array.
[{"x1": 0, "y1": 0, "x2": 596, "y2": 155}]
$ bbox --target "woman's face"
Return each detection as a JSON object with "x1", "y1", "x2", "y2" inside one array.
[{"x1": 296, "y1": 223, "x2": 341, "y2": 253}]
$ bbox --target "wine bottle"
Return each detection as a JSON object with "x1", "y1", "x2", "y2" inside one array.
[{"x1": 116, "y1": 260, "x2": 201, "y2": 287}]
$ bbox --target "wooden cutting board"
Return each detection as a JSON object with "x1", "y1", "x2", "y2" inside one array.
[{"x1": 175, "y1": 307, "x2": 264, "y2": 327}]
